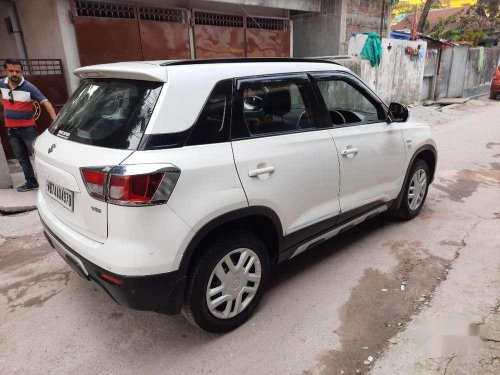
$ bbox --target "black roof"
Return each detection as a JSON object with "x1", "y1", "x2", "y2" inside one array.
[{"x1": 160, "y1": 57, "x2": 340, "y2": 67}]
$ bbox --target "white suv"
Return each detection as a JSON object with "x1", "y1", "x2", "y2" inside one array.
[{"x1": 34, "y1": 59, "x2": 437, "y2": 333}]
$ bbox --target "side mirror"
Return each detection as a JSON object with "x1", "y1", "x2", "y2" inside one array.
[{"x1": 388, "y1": 102, "x2": 409, "y2": 123}]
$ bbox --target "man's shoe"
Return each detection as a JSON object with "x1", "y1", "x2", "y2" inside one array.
[{"x1": 16, "y1": 182, "x2": 39, "y2": 192}]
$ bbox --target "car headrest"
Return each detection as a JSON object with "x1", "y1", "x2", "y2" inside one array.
[{"x1": 264, "y1": 88, "x2": 291, "y2": 116}]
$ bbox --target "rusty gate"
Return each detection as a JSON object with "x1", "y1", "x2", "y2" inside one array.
[
  {"x1": 0, "y1": 59, "x2": 68, "y2": 160},
  {"x1": 73, "y1": 1, "x2": 142, "y2": 66},
  {"x1": 138, "y1": 6, "x2": 190, "y2": 60},
  {"x1": 246, "y1": 17, "x2": 290, "y2": 58},
  {"x1": 192, "y1": 11, "x2": 245, "y2": 59},
  {"x1": 71, "y1": 1, "x2": 290, "y2": 64},
  {"x1": 72, "y1": 1, "x2": 191, "y2": 65}
]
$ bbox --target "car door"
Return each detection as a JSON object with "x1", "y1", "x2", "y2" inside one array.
[
  {"x1": 311, "y1": 72, "x2": 406, "y2": 219},
  {"x1": 231, "y1": 73, "x2": 341, "y2": 239}
]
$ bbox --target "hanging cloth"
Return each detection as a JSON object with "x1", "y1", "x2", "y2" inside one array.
[{"x1": 360, "y1": 32, "x2": 383, "y2": 68}]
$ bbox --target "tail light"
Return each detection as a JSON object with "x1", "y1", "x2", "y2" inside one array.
[{"x1": 80, "y1": 164, "x2": 180, "y2": 206}]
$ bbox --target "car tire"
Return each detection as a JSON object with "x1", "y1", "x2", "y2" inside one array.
[
  {"x1": 182, "y1": 230, "x2": 270, "y2": 333},
  {"x1": 391, "y1": 159, "x2": 430, "y2": 220},
  {"x1": 490, "y1": 92, "x2": 497, "y2": 100}
]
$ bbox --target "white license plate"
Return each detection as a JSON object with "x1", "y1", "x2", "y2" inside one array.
[{"x1": 46, "y1": 181, "x2": 74, "y2": 211}]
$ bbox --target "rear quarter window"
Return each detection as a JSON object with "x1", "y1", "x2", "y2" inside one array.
[{"x1": 50, "y1": 79, "x2": 162, "y2": 150}]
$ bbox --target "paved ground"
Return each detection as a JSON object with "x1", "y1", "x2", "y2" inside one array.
[{"x1": 0, "y1": 98, "x2": 499, "y2": 375}]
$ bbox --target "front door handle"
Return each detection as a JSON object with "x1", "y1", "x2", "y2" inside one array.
[
  {"x1": 340, "y1": 148, "x2": 359, "y2": 157},
  {"x1": 248, "y1": 166, "x2": 275, "y2": 177}
]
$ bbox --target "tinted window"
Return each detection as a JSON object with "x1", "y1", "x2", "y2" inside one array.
[
  {"x1": 317, "y1": 79, "x2": 384, "y2": 126},
  {"x1": 187, "y1": 80, "x2": 232, "y2": 145},
  {"x1": 242, "y1": 82, "x2": 316, "y2": 136},
  {"x1": 50, "y1": 79, "x2": 162, "y2": 150}
]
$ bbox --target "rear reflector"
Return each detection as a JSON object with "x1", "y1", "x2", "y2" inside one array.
[{"x1": 99, "y1": 272, "x2": 122, "y2": 286}]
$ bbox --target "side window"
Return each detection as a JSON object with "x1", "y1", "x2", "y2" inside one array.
[
  {"x1": 187, "y1": 80, "x2": 232, "y2": 146},
  {"x1": 316, "y1": 79, "x2": 384, "y2": 127},
  {"x1": 242, "y1": 81, "x2": 316, "y2": 136}
]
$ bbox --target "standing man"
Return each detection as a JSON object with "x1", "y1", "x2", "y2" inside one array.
[{"x1": 0, "y1": 58, "x2": 56, "y2": 192}]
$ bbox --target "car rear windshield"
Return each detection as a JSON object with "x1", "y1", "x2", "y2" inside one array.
[{"x1": 50, "y1": 79, "x2": 163, "y2": 150}]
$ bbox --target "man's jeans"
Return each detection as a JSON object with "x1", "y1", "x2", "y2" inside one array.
[{"x1": 8, "y1": 126, "x2": 39, "y2": 185}]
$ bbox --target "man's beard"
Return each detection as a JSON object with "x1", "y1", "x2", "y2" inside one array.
[{"x1": 9, "y1": 76, "x2": 20, "y2": 83}]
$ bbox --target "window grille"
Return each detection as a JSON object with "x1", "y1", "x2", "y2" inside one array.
[
  {"x1": 247, "y1": 17, "x2": 289, "y2": 31},
  {"x1": 139, "y1": 7, "x2": 184, "y2": 23},
  {"x1": 194, "y1": 11, "x2": 243, "y2": 28},
  {"x1": 1, "y1": 59, "x2": 63, "y2": 76},
  {"x1": 73, "y1": 1, "x2": 136, "y2": 19}
]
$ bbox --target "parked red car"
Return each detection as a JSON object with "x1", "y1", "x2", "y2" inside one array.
[{"x1": 491, "y1": 66, "x2": 500, "y2": 99}]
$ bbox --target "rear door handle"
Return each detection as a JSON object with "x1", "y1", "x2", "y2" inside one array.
[
  {"x1": 340, "y1": 148, "x2": 359, "y2": 156},
  {"x1": 248, "y1": 166, "x2": 275, "y2": 177}
]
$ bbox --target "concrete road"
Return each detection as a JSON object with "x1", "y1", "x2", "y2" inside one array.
[{"x1": 1, "y1": 99, "x2": 499, "y2": 375}]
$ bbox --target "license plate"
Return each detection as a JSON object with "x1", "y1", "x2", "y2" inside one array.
[{"x1": 45, "y1": 181, "x2": 74, "y2": 212}]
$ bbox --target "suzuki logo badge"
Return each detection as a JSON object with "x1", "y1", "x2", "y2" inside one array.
[{"x1": 48, "y1": 144, "x2": 56, "y2": 154}]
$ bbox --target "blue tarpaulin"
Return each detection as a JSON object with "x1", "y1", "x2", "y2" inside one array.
[{"x1": 391, "y1": 31, "x2": 411, "y2": 40}]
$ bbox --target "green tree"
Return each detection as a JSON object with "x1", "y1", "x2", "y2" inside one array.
[
  {"x1": 418, "y1": 0, "x2": 439, "y2": 32},
  {"x1": 476, "y1": 0, "x2": 500, "y2": 18},
  {"x1": 428, "y1": 5, "x2": 499, "y2": 46}
]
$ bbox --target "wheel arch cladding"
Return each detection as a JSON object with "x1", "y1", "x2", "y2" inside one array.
[
  {"x1": 415, "y1": 148, "x2": 436, "y2": 183},
  {"x1": 179, "y1": 207, "x2": 284, "y2": 278},
  {"x1": 392, "y1": 145, "x2": 437, "y2": 212}
]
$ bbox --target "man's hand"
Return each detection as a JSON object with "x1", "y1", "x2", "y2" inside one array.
[{"x1": 42, "y1": 100, "x2": 57, "y2": 121}]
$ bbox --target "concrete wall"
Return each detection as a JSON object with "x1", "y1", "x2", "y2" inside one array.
[
  {"x1": 13, "y1": 0, "x2": 75, "y2": 94},
  {"x1": 292, "y1": 0, "x2": 345, "y2": 57},
  {"x1": 0, "y1": 3, "x2": 21, "y2": 59},
  {"x1": 421, "y1": 48, "x2": 439, "y2": 100},
  {"x1": 463, "y1": 47, "x2": 500, "y2": 97},
  {"x1": 435, "y1": 48, "x2": 453, "y2": 100},
  {"x1": 56, "y1": 0, "x2": 81, "y2": 93},
  {"x1": 292, "y1": 0, "x2": 391, "y2": 57},
  {"x1": 330, "y1": 37, "x2": 427, "y2": 105},
  {"x1": 345, "y1": 0, "x2": 391, "y2": 54},
  {"x1": 91, "y1": 0, "x2": 289, "y2": 17},
  {"x1": 15, "y1": 0, "x2": 65, "y2": 60},
  {"x1": 436, "y1": 46, "x2": 500, "y2": 99},
  {"x1": 447, "y1": 45, "x2": 468, "y2": 98},
  {"x1": 211, "y1": 0, "x2": 320, "y2": 12}
]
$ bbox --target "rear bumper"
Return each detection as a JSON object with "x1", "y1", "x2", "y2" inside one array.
[{"x1": 42, "y1": 219, "x2": 185, "y2": 315}]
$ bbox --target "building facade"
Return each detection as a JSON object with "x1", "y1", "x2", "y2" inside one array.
[
  {"x1": 1, "y1": 0, "x2": 391, "y2": 95},
  {"x1": 292, "y1": 0, "x2": 392, "y2": 57}
]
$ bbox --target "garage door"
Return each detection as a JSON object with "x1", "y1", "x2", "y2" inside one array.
[
  {"x1": 246, "y1": 17, "x2": 290, "y2": 57},
  {"x1": 72, "y1": 1, "x2": 290, "y2": 65},
  {"x1": 138, "y1": 6, "x2": 190, "y2": 60},
  {"x1": 72, "y1": 1, "x2": 191, "y2": 65},
  {"x1": 72, "y1": 1, "x2": 142, "y2": 66},
  {"x1": 193, "y1": 11, "x2": 245, "y2": 59}
]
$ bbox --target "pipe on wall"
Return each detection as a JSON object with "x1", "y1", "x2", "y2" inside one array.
[
  {"x1": 6, "y1": 1, "x2": 29, "y2": 61},
  {"x1": 380, "y1": 0, "x2": 386, "y2": 37}
]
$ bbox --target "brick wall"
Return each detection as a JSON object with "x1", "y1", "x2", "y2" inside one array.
[{"x1": 344, "y1": 0, "x2": 391, "y2": 53}]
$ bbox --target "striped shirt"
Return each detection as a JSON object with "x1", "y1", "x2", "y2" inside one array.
[{"x1": 0, "y1": 77, "x2": 47, "y2": 128}]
